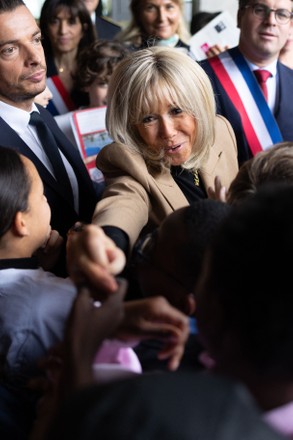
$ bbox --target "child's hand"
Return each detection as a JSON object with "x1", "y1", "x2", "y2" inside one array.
[
  {"x1": 207, "y1": 176, "x2": 227, "y2": 202},
  {"x1": 116, "y1": 296, "x2": 189, "y2": 371},
  {"x1": 34, "y1": 229, "x2": 64, "y2": 270}
]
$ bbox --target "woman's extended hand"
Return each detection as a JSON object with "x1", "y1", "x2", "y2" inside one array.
[{"x1": 66, "y1": 223, "x2": 126, "y2": 296}]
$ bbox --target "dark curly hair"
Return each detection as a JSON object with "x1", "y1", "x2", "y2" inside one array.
[{"x1": 74, "y1": 40, "x2": 129, "y2": 91}]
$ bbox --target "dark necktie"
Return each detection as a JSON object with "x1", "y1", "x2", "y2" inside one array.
[
  {"x1": 253, "y1": 69, "x2": 272, "y2": 102},
  {"x1": 29, "y1": 111, "x2": 74, "y2": 204}
]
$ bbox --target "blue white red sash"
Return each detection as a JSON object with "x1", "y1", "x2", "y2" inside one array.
[
  {"x1": 46, "y1": 76, "x2": 76, "y2": 116},
  {"x1": 207, "y1": 47, "x2": 283, "y2": 155}
]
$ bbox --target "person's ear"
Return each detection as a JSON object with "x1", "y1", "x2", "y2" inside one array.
[{"x1": 13, "y1": 211, "x2": 29, "y2": 237}]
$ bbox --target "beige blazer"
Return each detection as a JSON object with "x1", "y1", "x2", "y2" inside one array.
[{"x1": 93, "y1": 115, "x2": 238, "y2": 251}]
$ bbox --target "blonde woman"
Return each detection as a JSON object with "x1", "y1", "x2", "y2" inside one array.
[
  {"x1": 92, "y1": 46, "x2": 238, "y2": 255},
  {"x1": 117, "y1": 0, "x2": 192, "y2": 54}
]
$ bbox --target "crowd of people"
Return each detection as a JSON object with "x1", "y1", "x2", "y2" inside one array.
[{"x1": 0, "y1": 0, "x2": 292, "y2": 439}]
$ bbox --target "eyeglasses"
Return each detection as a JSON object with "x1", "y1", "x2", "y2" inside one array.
[
  {"x1": 134, "y1": 229, "x2": 190, "y2": 293},
  {"x1": 134, "y1": 230, "x2": 197, "y2": 318},
  {"x1": 243, "y1": 3, "x2": 293, "y2": 24},
  {"x1": 135, "y1": 230, "x2": 158, "y2": 263}
]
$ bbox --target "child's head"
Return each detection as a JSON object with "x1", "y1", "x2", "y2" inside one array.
[
  {"x1": 0, "y1": 148, "x2": 51, "y2": 254},
  {"x1": 227, "y1": 141, "x2": 293, "y2": 205},
  {"x1": 196, "y1": 183, "x2": 293, "y2": 380},
  {"x1": 134, "y1": 199, "x2": 231, "y2": 315},
  {"x1": 74, "y1": 40, "x2": 129, "y2": 108}
]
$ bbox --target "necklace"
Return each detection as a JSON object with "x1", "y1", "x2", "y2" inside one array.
[
  {"x1": 193, "y1": 169, "x2": 200, "y2": 186},
  {"x1": 54, "y1": 59, "x2": 65, "y2": 73}
]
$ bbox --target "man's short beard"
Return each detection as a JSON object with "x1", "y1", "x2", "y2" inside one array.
[{"x1": 11, "y1": 91, "x2": 40, "y2": 103}]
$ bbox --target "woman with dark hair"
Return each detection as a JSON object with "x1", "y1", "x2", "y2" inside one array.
[{"x1": 39, "y1": 0, "x2": 96, "y2": 115}]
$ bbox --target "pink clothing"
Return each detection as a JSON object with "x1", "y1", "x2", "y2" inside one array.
[
  {"x1": 93, "y1": 339, "x2": 142, "y2": 380},
  {"x1": 263, "y1": 401, "x2": 293, "y2": 438},
  {"x1": 198, "y1": 350, "x2": 216, "y2": 370}
]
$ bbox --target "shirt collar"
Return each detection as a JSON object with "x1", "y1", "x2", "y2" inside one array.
[
  {"x1": 90, "y1": 11, "x2": 96, "y2": 24},
  {"x1": 246, "y1": 58, "x2": 278, "y2": 77},
  {"x1": 0, "y1": 100, "x2": 39, "y2": 131},
  {"x1": 0, "y1": 257, "x2": 39, "y2": 270}
]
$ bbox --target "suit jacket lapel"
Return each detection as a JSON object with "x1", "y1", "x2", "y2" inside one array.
[
  {"x1": 0, "y1": 116, "x2": 72, "y2": 202},
  {"x1": 153, "y1": 167, "x2": 189, "y2": 210},
  {"x1": 39, "y1": 107, "x2": 92, "y2": 184}
]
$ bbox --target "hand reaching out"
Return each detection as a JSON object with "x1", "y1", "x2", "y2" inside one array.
[
  {"x1": 34, "y1": 229, "x2": 64, "y2": 271},
  {"x1": 207, "y1": 176, "x2": 227, "y2": 202},
  {"x1": 66, "y1": 223, "x2": 126, "y2": 297},
  {"x1": 61, "y1": 279, "x2": 127, "y2": 390},
  {"x1": 116, "y1": 296, "x2": 189, "y2": 371},
  {"x1": 29, "y1": 280, "x2": 127, "y2": 440},
  {"x1": 206, "y1": 44, "x2": 229, "y2": 58}
]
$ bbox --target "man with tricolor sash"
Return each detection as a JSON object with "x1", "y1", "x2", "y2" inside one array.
[{"x1": 200, "y1": 0, "x2": 293, "y2": 166}]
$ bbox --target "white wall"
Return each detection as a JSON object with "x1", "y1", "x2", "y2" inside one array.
[{"x1": 24, "y1": 0, "x2": 44, "y2": 19}]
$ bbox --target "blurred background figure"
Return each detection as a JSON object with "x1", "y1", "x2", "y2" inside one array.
[
  {"x1": 81, "y1": 0, "x2": 121, "y2": 40},
  {"x1": 34, "y1": 85, "x2": 53, "y2": 108},
  {"x1": 39, "y1": 0, "x2": 96, "y2": 116},
  {"x1": 46, "y1": 371, "x2": 283, "y2": 440},
  {"x1": 279, "y1": 21, "x2": 293, "y2": 69},
  {"x1": 116, "y1": 0, "x2": 192, "y2": 55},
  {"x1": 74, "y1": 39, "x2": 129, "y2": 108},
  {"x1": 196, "y1": 183, "x2": 293, "y2": 438},
  {"x1": 54, "y1": 39, "x2": 129, "y2": 152}
]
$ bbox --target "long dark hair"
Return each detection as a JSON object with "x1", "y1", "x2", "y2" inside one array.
[
  {"x1": 39, "y1": 0, "x2": 96, "y2": 58},
  {"x1": 0, "y1": 148, "x2": 31, "y2": 238}
]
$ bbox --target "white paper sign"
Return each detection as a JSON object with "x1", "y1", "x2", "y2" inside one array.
[{"x1": 189, "y1": 11, "x2": 240, "y2": 61}]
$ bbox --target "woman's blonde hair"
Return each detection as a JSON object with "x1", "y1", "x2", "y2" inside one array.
[
  {"x1": 106, "y1": 46, "x2": 216, "y2": 172},
  {"x1": 117, "y1": 0, "x2": 191, "y2": 47}
]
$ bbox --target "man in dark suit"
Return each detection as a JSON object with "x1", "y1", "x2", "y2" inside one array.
[
  {"x1": 200, "y1": 0, "x2": 293, "y2": 166},
  {"x1": 0, "y1": 0, "x2": 103, "y2": 274},
  {"x1": 82, "y1": 0, "x2": 121, "y2": 40}
]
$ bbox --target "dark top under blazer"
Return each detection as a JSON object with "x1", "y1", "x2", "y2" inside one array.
[
  {"x1": 95, "y1": 16, "x2": 121, "y2": 40},
  {"x1": 0, "y1": 105, "x2": 100, "y2": 237},
  {"x1": 200, "y1": 47, "x2": 293, "y2": 165}
]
